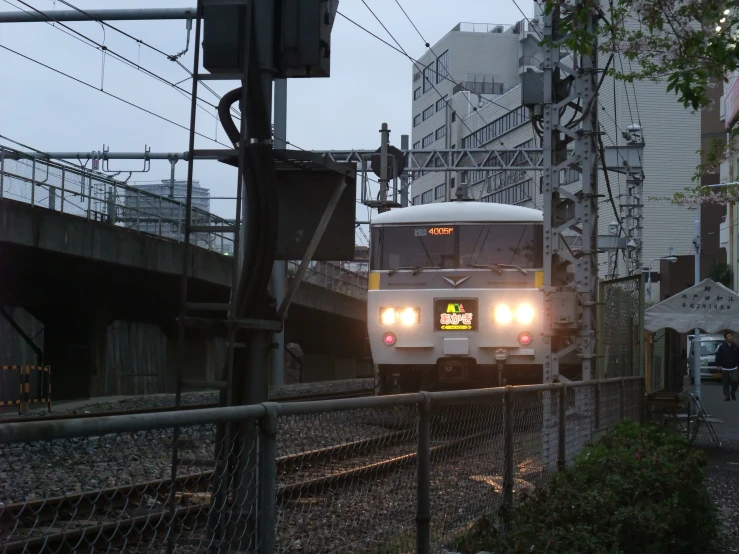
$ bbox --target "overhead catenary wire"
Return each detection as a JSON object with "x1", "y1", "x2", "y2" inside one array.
[
  {"x1": 337, "y1": 9, "x2": 520, "y2": 122},
  {"x1": 390, "y1": 0, "x2": 508, "y2": 124},
  {"x1": 4, "y1": 0, "x2": 240, "y2": 122},
  {"x1": 0, "y1": 44, "x2": 231, "y2": 147}
]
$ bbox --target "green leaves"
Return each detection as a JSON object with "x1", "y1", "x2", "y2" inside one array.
[
  {"x1": 450, "y1": 421, "x2": 725, "y2": 553},
  {"x1": 540, "y1": 0, "x2": 739, "y2": 114}
]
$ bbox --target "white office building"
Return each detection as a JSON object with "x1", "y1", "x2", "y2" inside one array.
[{"x1": 410, "y1": 11, "x2": 703, "y2": 299}]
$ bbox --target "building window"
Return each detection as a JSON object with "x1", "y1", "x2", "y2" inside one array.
[
  {"x1": 451, "y1": 112, "x2": 456, "y2": 122},
  {"x1": 413, "y1": 87, "x2": 421, "y2": 100},
  {"x1": 436, "y1": 50, "x2": 449, "y2": 83},
  {"x1": 436, "y1": 95, "x2": 448, "y2": 112},
  {"x1": 422, "y1": 105, "x2": 435, "y2": 120},
  {"x1": 421, "y1": 190, "x2": 433, "y2": 204},
  {"x1": 451, "y1": 177, "x2": 456, "y2": 189},
  {"x1": 423, "y1": 63, "x2": 434, "y2": 93},
  {"x1": 461, "y1": 106, "x2": 529, "y2": 148},
  {"x1": 422, "y1": 133, "x2": 434, "y2": 148},
  {"x1": 413, "y1": 114, "x2": 421, "y2": 127},
  {"x1": 435, "y1": 184, "x2": 446, "y2": 199},
  {"x1": 413, "y1": 141, "x2": 421, "y2": 150},
  {"x1": 481, "y1": 179, "x2": 533, "y2": 206},
  {"x1": 435, "y1": 126, "x2": 446, "y2": 140},
  {"x1": 412, "y1": 195, "x2": 420, "y2": 205}
]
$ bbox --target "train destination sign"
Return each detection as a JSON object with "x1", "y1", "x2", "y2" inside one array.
[
  {"x1": 435, "y1": 298, "x2": 478, "y2": 331},
  {"x1": 415, "y1": 227, "x2": 454, "y2": 237}
]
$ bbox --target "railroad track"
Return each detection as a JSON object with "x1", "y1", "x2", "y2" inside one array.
[
  {"x1": 0, "y1": 413, "x2": 509, "y2": 552},
  {"x1": 0, "y1": 388, "x2": 375, "y2": 425}
]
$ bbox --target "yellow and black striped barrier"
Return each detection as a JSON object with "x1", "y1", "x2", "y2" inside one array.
[{"x1": 0, "y1": 365, "x2": 51, "y2": 414}]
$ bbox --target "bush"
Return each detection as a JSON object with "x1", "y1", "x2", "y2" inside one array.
[{"x1": 451, "y1": 421, "x2": 725, "y2": 554}]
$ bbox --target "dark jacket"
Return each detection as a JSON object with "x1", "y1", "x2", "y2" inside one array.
[{"x1": 715, "y1": 341, "x2": 739, "y2": 369}]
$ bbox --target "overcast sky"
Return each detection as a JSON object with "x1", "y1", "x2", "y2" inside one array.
[{"x1": 0, "y1": 0, "x2": 528, "y2": 244}]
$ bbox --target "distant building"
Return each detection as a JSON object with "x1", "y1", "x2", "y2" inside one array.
[{"x1": 124, "y1": 180, "x2": 229, "y2": 251}]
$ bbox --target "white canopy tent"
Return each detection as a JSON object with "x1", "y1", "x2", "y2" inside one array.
[{"x1": 645, "y1": 278, "x2": 739, "y2": 334}]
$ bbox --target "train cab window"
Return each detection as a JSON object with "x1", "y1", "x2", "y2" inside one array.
[
  {"x1": 372, "y1": 225, "x2": 456, "y2": 270},
  {"x1": 371, "y1": 223, "x2": 543, "y2": 270},
  {"x1": 459, "y1": 224, "x2": 542, "y2": 269}
]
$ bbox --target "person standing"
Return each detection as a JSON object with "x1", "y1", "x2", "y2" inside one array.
[{"x1": 715, "y1": 331, "x2": 739, "y2": 401}]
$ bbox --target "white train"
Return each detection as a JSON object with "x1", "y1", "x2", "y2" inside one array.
[{"x1": 368, "y1": 201, "x2": 579, "y2": 394}]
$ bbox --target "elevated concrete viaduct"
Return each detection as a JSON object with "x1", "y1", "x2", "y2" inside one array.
[{"x1": 0, "y1": 198, "x2": 368, "y2": 400}]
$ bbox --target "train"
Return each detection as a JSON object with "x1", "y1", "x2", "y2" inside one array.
[{"x1": 367, "y1": 201, "x2": 580, "y2": 395}]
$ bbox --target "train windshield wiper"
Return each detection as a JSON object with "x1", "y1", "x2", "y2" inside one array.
[
  {"x1": 388, "y1": 266, "x2": 440, "y2": 276},
  {"x1": 467, "y1": 263, "x2": 529, "y2": 275}
]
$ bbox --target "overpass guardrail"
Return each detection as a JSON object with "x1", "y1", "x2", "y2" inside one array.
[{"x1": 0, "y1": 146, "x2": 368, "y2": 299}]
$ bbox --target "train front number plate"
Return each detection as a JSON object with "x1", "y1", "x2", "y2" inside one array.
[{"x1": 435, "y1": 298, "x2": 478, "y2": 331}]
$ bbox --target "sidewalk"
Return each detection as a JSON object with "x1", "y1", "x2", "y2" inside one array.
[{"x1": 686, "y1": 379, "x2": 739, "y2": 550}]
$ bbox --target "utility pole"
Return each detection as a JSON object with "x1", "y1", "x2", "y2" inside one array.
[
  {"x1": 399, "y1": 135, "x2": 409, "y2": 207},
  {"x1": 526, "y1": 2, "x2": 599, "y2": 470},
  {"x1": 271, "y1": 78, "x2": 287, "y2": 389},
  {"x1": 378, "y1": 123, "x2": 390, "y2": 213},
  {"x1": 694, "y1": 212, "x2": 703, "y2": 401}
]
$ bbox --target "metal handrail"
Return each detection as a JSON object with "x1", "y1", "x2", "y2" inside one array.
[{"x1": 0, "y1": 146, "x2": 368, "y2": 299}]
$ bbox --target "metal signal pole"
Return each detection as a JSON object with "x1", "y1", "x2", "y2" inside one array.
[{"x1": 538, "y1": 1, "x2": 599, "y2": 469}]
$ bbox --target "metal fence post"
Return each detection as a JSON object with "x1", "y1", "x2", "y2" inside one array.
[
  {"x1": 258, "y1": 403, "x2": 278, "y2": 554},
  {"x1": 594, "y1": 380, "x2": 601, "y2": 430},
  {"x1": 558, "y1": 384, "x2": 566, "y2": 471},
  {"x1": 136, "y1": 189, "x2": 140, "y2": 231},
  {"x1": 503, "y1": 386, "x2": 514, "y2": 514},
  {"x1": 417, "y1": 393, "x2": 431, "y2": 554},
  {"x1": 0, "y1": 148, "x2": 5, "y2": 199},
  {"x1": 31, "y1": 155, "x2": 36, "y2": 206},
  {"x1": 87, "y1": 177, "x2": 92, "y2": 218},
  {"x1": 60, "y1": 169, "x2": 65, "y2": 212},
  {"x1": 619, "y1": 377, "x2": 625, "y2": 421}
]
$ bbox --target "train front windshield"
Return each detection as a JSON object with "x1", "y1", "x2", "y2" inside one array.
[{"x1": 370, "y1": 223, "x2": 543, "y2": 270}]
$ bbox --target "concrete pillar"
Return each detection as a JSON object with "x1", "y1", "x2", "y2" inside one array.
[{"x1": 164, "y1": 332, "x2": 226, "y2": 394}]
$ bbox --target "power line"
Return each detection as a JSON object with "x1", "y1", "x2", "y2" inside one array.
[
  {"x1": 337, "y1": 9, "x2": 519, "y2": 122},
  {"x1": 390, "y1": 0, "x2": 511, "y2": 136},
  {"x1": 49, "y1": 0, "x2": 239, "y2": 115},
  {"x1": 358, "y1": 0, "x2": 494, "y2": 157},
  {"x1": 5, "y1": 0, "x2": 230, "y2": 124},
  {"x1": 509, "y1": 0, "x2": 543, "y2": 39},
  {"x1": 0, "y1": 43, "x2": 230, "y2": 147}
]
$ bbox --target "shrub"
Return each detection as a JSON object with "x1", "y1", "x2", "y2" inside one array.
[{"x1": 450, "y1": 421, "x2": 725, "y2": 554}]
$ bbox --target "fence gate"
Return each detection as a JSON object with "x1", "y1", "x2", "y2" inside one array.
[{"x1": 598, "y1": 274, "x2": 645, "y2": 379}]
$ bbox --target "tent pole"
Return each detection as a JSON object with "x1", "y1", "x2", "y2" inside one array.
[{"x1": 693, "y1": 212, "x2": 702, "y2": 402}]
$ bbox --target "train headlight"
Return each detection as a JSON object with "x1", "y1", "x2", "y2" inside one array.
[
  {"x1": 380, "y1": 307, "x2": 420, "y2": 325},
  {"x1": 381, "y1": 308, "x2": 397, "y2": 325},
  {"x1": 494, "y1": 304, "x2": 513, "y2": 325},
  {"x1": 399, "y1": 308, "x2": 419, "y2": 326},
  {"x1": 515, "y1": 304, "x2": 535, "y2": 325}
]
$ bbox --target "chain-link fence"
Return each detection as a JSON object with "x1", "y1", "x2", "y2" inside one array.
[
  {"x1": 0, "y1": 377, "x2": 643, "y2": 553},
  {"x1": 647, "y1": 329, "x2": 668, "y2": 393},
  {"x1": 598, "y1": 274, "x2": 645, "y2": 379}
]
